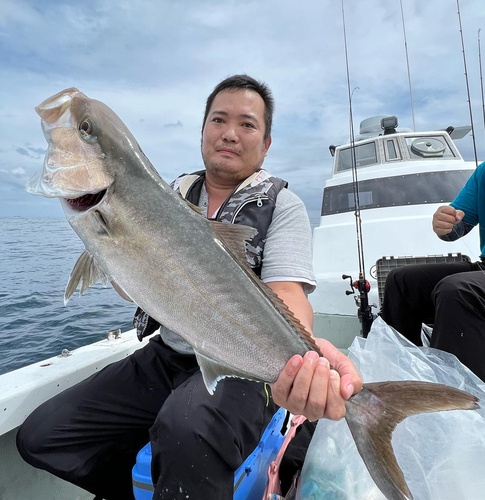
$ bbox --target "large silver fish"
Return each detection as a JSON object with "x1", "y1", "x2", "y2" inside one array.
[{"x1": 27, "y1": 88, "x2": 479, "y2": 500}]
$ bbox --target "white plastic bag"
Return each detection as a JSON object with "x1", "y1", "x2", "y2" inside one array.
[
  {"x1": 420, "y1": 323, "x2": 433, "y2": 347},
  {"x1": 297, "y1": 317, "x2": 485, "y2": 500}
]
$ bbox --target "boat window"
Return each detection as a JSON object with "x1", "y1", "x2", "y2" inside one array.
[
  {"x1": 386, "y1": 139, "x2": 399, "y2": 160},
  {"x1": 405, "y1": 136, "x2": 456, "y2": 159},
  {"x1": 321, "y1": 170, "x2": 472, "y2": 215},
  {"x1": 345, "y1": 191, "x2": 373, "y2": 207},
  {"x1": 336, "y1": 142, "x2": 378, "y2": 172}
]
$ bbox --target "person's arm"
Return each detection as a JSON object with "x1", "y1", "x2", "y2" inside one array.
[
  {"x1": 432, "y1": 205, "x2": 474, "y2": 241},
  {"x1": 260, "y1": 189, "x2": 362, "y2": 421},
  {"x1": 267, "y1": 281, "x2": 314, "y2": 333},
  {"x1": 435, "y1": 163, "x2": 483, "y2": 241},
  {"x1": 267, "y1": 280, "x2": 362, "y2": 422}
]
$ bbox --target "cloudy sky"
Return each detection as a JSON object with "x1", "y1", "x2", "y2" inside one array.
[{"x1": 1, "y1": 0, "x2": 485, "y2": 224}]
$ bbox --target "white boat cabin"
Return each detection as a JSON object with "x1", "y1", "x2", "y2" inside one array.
[{"x1": 310, "y1": 116, "x2": 480, "y2": 332}]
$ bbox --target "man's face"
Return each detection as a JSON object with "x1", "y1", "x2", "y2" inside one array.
[{"x1": 201, "y1": 89, "x2": 271, "y2": 185}]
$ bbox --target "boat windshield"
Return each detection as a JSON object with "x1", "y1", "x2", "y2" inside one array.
[
  {"x1": 334, "y1": 134, "x2": 458, "y2": 173},
  {"x1": 336, "y1": 142, "x2": 378, "y2": 172},
  {"x1": 321, "y1": 170, "x2": 473, "y2": 216},
  {"x1": 405, "y1": 136, "x2": 456, "y2": 159}
]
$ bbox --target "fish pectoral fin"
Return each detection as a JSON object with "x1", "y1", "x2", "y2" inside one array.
[
  {"x1": 64, "y1": 250, "x2": 111, "y2": 305},
  {"x1": 345, "y1": 381, "x2": 479, "y2": 500},
  {"x1": 208, "y1": 221, "x2": 257, "y2": 265},
  {"x1": 194, "y1": 351, "x2": 257, "y2": 395}
]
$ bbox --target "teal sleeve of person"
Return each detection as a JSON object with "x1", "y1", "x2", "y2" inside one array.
[
  {"x1": 450, "y1": 164, "x2": 481, "y2": 225},
  {"x1": 450, "y1": 162, "x2": 485, "y2": 257}
]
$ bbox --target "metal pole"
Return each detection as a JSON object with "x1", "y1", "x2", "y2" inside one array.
[
  {"x1": 457, "y1": 0, "x2": 479, "y2": 167},
  {"x1": 479, "y1": 29, "x2": 485, "y2": 142},
  {"x1": 400, "y1": 0, "x2": 416, "y2": 131}
]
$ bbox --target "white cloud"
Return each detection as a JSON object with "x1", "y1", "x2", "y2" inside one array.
[
  {"x1": 1, "y1": 0, "x2": 484, "y2": 218},
  {"x1": 12, "y1": 167, "x2": 27, "y2": 176}
]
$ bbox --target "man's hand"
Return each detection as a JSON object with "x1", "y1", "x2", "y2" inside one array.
[
  {"x1": 270, "y1": 338, "x2": 363, "y2": 422},
  {"x1": 432, "y1": 205, "x2": 465, "y2": 236}
]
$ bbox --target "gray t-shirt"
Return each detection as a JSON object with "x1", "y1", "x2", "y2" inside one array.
[{"x1": 161, "y1": 184, "x2": 316, "y2": 354}]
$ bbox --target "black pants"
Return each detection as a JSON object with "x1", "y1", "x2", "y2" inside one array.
[
  {"x1": 16, "y1": 336, "x2": 277, "y2": 500},
  {"x1": 380, "y1": 261, "x2": 485, "y2": 381}
]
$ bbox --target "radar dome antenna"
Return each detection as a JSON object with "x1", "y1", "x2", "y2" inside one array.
[
  {"x1": 457, "y1": 0, "x2": 479, "y2": 167},
  {"x1": 399, "y1": 0, "x2": 416, "y2": 132}
]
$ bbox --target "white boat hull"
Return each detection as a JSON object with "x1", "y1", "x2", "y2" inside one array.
[{"x1": 0, "y1": 329, "x2": 154, "y2": 500}]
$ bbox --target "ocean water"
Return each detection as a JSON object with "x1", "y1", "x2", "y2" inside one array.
[{"x1": 0, "y1": 217, "x2": 136, "y2": 376}]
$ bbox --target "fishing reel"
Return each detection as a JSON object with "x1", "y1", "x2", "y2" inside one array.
[
  {"x1": 342, "y1": 274, "x2": 370, "y2": 297},
  {"x1": 342, "y1": 274, "x2": 377, "y2": 338}
]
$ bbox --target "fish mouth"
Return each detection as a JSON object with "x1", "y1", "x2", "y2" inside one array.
[
  {"x1": 26, "y1": 87, "x2": 112, "y2": 201},
  {"x1": 62, "y1": 188, "x2": 108, "y2": 213}
]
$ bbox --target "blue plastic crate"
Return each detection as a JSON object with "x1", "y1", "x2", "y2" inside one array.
[{"x1": 133, "y1": 407, "x2": 286, "y2": 500}]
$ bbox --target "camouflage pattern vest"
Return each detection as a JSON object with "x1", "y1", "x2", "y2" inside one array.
[
  {"x1": 172, "y1": 168, "x2": 287, "y2": 277},
  {"x1": 133, "y1": 169, "x2": 287, "y2": 340}
]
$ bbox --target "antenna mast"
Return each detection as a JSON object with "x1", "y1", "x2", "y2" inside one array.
[
  {"x1": 457, "y1": 0, "x2": 479, "y2": 167},
  {"x1": 341, "y1": 0, "x2": 364, "y2": 281},
  {"x1": 340, "y1": 0, "x2": 373, "y2": 337},
  {"x1": 400, "y1": 0, "x2": 416, "y2": 131},
  {"x1": 479, "y1": 29, "x2": 485, "y2": 139}
]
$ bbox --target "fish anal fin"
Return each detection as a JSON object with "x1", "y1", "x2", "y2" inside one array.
[
  {"x1": 194, "y1": 350, "x2": 260, "y2": 395},
  {"x1": 345, "y1": 381, "x2": 480, "y2": 500},
  {"x1": 64, "y1": 249, "x2": 111, "y2": 305},
  {"x1": 209, "y1": 221, "x2": 321, "y2": 355}
]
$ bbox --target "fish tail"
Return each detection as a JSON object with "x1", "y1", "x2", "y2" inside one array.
[{"x1": 344, "y1": 381, "x2": 479, "y2": 500}]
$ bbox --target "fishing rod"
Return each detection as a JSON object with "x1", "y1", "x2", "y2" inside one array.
[
  {"x1": 479, "y1": 29, "x2": 485, "y2": 140},
  {"x1": 400, "y1": 0, "x2": 416, "y2": 131},
  {"x1": 340, "y1": 0, "x2": 373, "y2": 338},
  {"x1": 457, "y1": 0, "x2": 479, "y2": 167}
]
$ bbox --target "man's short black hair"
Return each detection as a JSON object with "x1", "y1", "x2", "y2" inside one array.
[{"x1": 202, "y1": 74, "x2": 274, "y2": 141}]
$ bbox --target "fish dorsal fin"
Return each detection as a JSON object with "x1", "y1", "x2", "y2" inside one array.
[
  {"x1": 64, "y1": 250, "x2": 111, "y2": 305},
  {"x1": 345, "y1": 381, "x2": 480, "y2": 500},
  {"x1": 209, "y1": 221, "x2": 321, "y2": 355},
  {"x1": 180, "y1": 195, "x2": 204, "y2": 215},
  {"x1": 209, "y1": 221, "x2": 258, "y2": 265},
  {"x1": 194, "y1": 350, "x2": 260, "y2": 394}
]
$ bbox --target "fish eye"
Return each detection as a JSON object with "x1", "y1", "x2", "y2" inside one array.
[{"x1": 79, "y1": 119, "x2": 92, "y2": 136}]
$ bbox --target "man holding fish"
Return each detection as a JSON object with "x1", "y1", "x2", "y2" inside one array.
[{"x1": 17, "y1": 75, "x2": 363, "y2": 500}]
